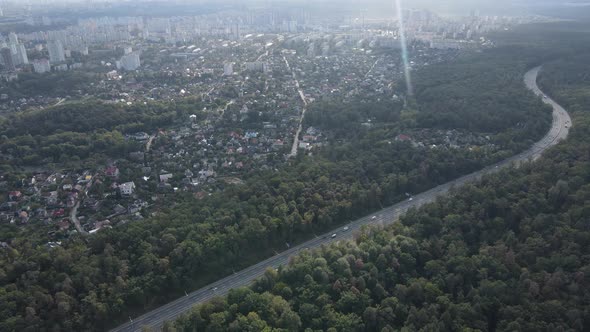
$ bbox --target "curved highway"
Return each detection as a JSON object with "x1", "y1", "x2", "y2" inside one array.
[{"x1": 111, "y1": 66, "x2": 571, "y2": 332}]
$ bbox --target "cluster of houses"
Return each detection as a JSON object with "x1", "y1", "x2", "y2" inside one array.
[
  {"x1": 145, "y1": 119, "x2": 296, "y2": 191},
  {"x1": 0, "y1": 165, "x2": 150, "y2": 242},
  {"x1": 393, "y1": 129, "x2": 496, "y2": 151}
]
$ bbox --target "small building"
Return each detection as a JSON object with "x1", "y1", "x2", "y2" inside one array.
[
  {"x1": 8, "y1": 191, "x2": 22, "y2": 201},
  {"x1": 396, "y1": 134, "x2": 412, "y2": 142},
  {"x1": 106, "y1": 70, "x2": 119, "y2": 80},
  {"x1": 52, "y1": 208, "x2": 65, "y2": 217},
  {"x1": 57, "y1": 219, "x2": 70, "y2": 231},
  {"x1": 119, "y1": 182, "x2": 136, "y2": 196},
  {"x1": 105, "y1": 166, "x2": 120, "y2": 178},
  {"x1": 132, "y1": 132, "x2": 150, "y2": 141},
  {"x1": 159, "y1": 173, "x2": 173, "y2": 183},
  {"x1": 33, "y1": 59, "x2": 51, "y2": 74}
]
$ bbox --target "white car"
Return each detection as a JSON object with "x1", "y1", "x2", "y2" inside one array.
[
  {"x1": 331, "y1": 233, "x2": 337, "y2": 238},
  {"x1": 343, "y1": 226, "x2": 349, "y2": 231},
  {"x1": 409, "y1": 197, "x2": 413, "y2": 201},
  {"x1": 371, "y1": 216, "x2": 377, "y2": 220}
]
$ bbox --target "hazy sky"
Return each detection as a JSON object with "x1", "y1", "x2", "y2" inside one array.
[
  {"x1": 27, "y1": 0, "x2": 590, "y2": 19},
  {"x1": 249, "y1": 0, "x2": 582, "y2": 16}
]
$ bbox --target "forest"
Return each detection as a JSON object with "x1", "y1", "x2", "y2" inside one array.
[
  {"x1": 0, "y1": 71, "x2": 98, "y2": 99},
  {"x1": 0, "y1": 22, "x2": 588, "y2": 331},
  {"x1": 173, "y1": 40, "x2": 590, "y2": 332},
  {"x1": 0, "y1": 98, "x2": 204, "y2": 168}
]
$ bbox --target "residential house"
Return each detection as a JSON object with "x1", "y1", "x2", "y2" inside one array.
[
  {"x1": 57, "y1": 219, "x2": 70, "y2": 231},
  {"x1": 395, "y1": 134, "x2": 412, "y2": 142},
  {"x1": 302, "y1": 135, "x2": 317, "y2": 142},
  {"x1": 8, "y1": 191, "x2": 22, "y2": 201},
  {"x1": 159, "y1": 173, "x2": 173, "y2": 183},
  {"x1": 52, "y1": 209, "x2": 66, "y2": 218},
  {"x1": 46, "y1": 191, "x2": 59, "y2": 206},
  {"x1": 105, "y1": 166, "x2": 120, "y2": 178},
  {"x1": 131, "y1": 132, "x2": 150, "y2": 141},
  {"x1": 119, "y1": 182, "x2": 136, "y2": 196},
  {"x1": 113, "y1": 204, "x2": 127, "y2": 214},
  {"x1": 19, "y1": 211, "x2": 29, "y2": 223},
  {"x1": 83, "y1": 198, "x2": 101, "y2": 211}
]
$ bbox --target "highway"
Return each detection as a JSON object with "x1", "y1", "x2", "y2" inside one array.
[{"x1": 110, "y1": 66, "x2": 571, "y2": 332}]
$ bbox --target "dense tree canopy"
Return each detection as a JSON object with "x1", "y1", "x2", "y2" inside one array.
[
  {"x1": 0, "y1": 72, "x2": 98, "y2": 99},
  {"x1": 0, "y1": 98, "x2": 205, "y2": 167},
  {"x1": 0, "y1": 100, "x2": 181, "y2": 138}
]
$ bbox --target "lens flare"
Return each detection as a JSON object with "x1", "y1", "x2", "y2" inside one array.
[{"x1": 395, "y1": 0, "x2": 413, "y2": 96}]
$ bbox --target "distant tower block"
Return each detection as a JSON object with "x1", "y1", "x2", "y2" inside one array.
[{"x1": 223, "y1": 62, "x2": 233, "y2": 76}]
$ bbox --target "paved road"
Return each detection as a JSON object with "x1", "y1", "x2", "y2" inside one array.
[
  {"x1": 53, "y1": 98, "x2": 66, "y2": 107},
  {"x1": 70, "y1": 177, "x2": 95, "y2": 236},
  {"x1": 145, "y1": 134, "x2": 156, "y2": 152},
  {"x1": 365, "y1": 57, "x2": 382, "y2": 78},
  {"x1": 284, "y1": 55, "x2": 310, "y2": 158},
  {"x1": 69, "y1": 201, "x2": 87, "y2": 235},
  {"x1": 110, "y1": 66, "x2": 571, "y2": 332}
]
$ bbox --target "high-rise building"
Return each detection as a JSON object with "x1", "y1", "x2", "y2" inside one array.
[
  {"x1": 321, "y1": 43, "x2": 330, "y2": 56},
  {"x1": 117, "y1": 52, "x2": 140, "y2": 71},
  {"x1": 71, "y1": 45, "x2": 89, "y2": 56},
  {"x1": 33, "y1": 59, "x2": 51, "y2": 73},
  {"x1": 8, "y1": 32, "x2": 18, "y2": 45},
  {"x1": 231, "y1": 23, "x2": 241, "y2": 40},
  {"x1": 244, "y1": 61, "x2": 268, "y2": 73},
  {"x1": 47, "y1": 40, "x2": 65, "y2": 63},
  {"x1": 8, "y1": 43, "x2": 17, "y2": 56},
  {"x1": 377, "y1": 37, "x2": 402, "y2": 49},
  {"x1": 1, "y1": 48, "x2": 14, "y2": 71},
  {"x1": 307, "y1": 43, "x2": 315, "y2": 57},
  {"x1": 223, "y1": 62, "x2": 233, "y2": 76},
  {"x1": 147, "y1": 18, "x2": 171, "y2": 34},
  {"x1": 16, "y1": 44, "x2": 28, "y2": 65}
]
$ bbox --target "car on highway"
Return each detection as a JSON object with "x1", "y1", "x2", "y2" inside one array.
[
  {"x1": 409, "y1": 197, "x2": 413, "y2": 201},
  {"x1": 371, "y1": 215, "x2": 376, "y2": 220},
  {"x1": 331, "y1": 233, "x2": 337, "y2": 238},
  {"x1": 343, "y1": 226, "x2": 349, "y2": 231}
]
